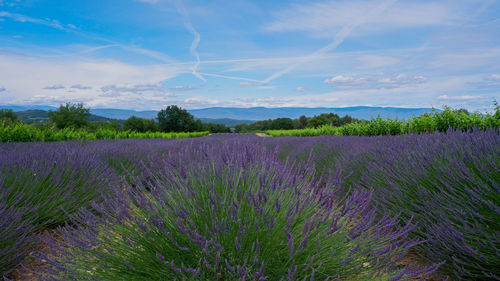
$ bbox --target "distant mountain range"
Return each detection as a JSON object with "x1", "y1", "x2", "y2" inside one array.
[
  {"x1": 13, "y1": 109, "x2": 120, "y2": 124},
  {"x1": 2, "y1": 105, "x2": 441, "y2": 124},
  {"x1": 189, "y1": 106, "x2": 439, "y2": 120}
]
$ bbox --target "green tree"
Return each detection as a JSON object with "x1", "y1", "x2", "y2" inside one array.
[
  {"x1": 124, "y1": 116, "x2": 159, "y2": 132},
  {"x1": 124, "y1": 116, "x2": 144, "y2": 132},
  {"x1": 157, "y1": 105, "x2": 197, "y2": 132},
  {"x1": 88, "y1": 120, "x2": 122, "y2": 132},
  {"x1": 202, "y1": 122, "x2": 230, "y2": 133},
  {"x1": 0, "y1": 109, "x2": 18, "y2": 123},
  {"x1": 307, "y1": 114, "x2": 329, "y2": 128},
  {"x1": 234, "y1": 123, "x2": 249, "y2": 133},
  {"x1": 271, "y1": 118, "x2": 294, "y2": 130},
  {"x1": 298, "y1": 115, "x2": 308, "y2": 129},
  {"x1": 143, "y1": 119, "x2": 159, "y2": 132},
  {"x1": 47, "y1": 103, "x2": 91, "y2": 129}
]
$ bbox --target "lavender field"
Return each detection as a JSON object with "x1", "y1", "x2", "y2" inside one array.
[{"x1": 1, "y1": 130, "x2": 499, "y2": 281}]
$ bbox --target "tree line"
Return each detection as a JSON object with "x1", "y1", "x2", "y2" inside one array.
[
  {"x1": 2, "y1": 103, "x2": 487, "y2": 135},
  {"x1": 1, "y1": 104, "x2": 363, "y2": 134},
  {"x1": 0, "y1": 104, "x2": 230, "y2": 133},
  {"x1": 234, "y1": 113, "x2": 360, "y2": 132}
]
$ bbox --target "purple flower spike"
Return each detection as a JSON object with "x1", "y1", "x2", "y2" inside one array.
[{"x1": 156, "y1": 252, "x2": 165, "y2": 261}]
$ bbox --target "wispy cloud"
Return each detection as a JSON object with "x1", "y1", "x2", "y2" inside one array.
[
  {"x1": 0, "y1": 52, "x2": 186, "y2": 109},
  {"x1": 101, "y1": 83, "x2": 174, "y2": 96},
  {"x1": 324, "y1": 75, "x2": 367, "y2": 87},
  {"x1": 43, "y1": 84, "x2": 65, "y2": 90},
  {"x1": 357, "y1": 54, "x2": 400, "y2": 69},
  {"x1": 296, "y1": 86, "x2": 307, "y2": 92},
  {"x1": 239, "y1": 82, "x2": 260, "y2": 87},
  {"x1": 0, "y1": 11, "x2": 70, "y2": 31},
  {"x1": 469, "y1": 73, "x2": 500, "y2": 89},
  {"x1": 265, "y1": 0, "x2": 457, "y2": 35},
  {"x1": 324, "y1": 73, "x2": 427, "y2": 89},
  {"x1": 488, "y1": 74, "x2": 500, "y2": 80},
  {"x1": 181, "y1": 96, "x2": 220, "y2": 108},
  {"x1": 0, "y1": 12, "x2": 176, "y2": 65},
  {"x1": 198, "y1": 72, "x2": 262, "y2": 83},
  {"x1": 71, "y1": 84, "x2": 92, "y2": 90},
  {"x1": 437, "y1": 95, "x2": 480, "y2": 101},
  {"x1": 262, "y1": 0, "x2": 399, "y2": 83},
  {"x1": 173, "y1": 0, "x2": 205, "y2": 82},
  {"x1": 378, "y1": 74, "x2": 427, "y2": 86},
  {"x1": 169, "y1": 85, "x2": 195, "y2": 91}
]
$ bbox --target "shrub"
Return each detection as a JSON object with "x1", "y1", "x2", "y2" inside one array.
[
  {"x1": 0, "y1": 142, "x2": 116, "y2": 277},
  {"x1": 0, "y1": 122, "x2": 210, "y2": 142},
  {"x1": 269, "y1": 130, "x2": 500, "y2": 280},
  {"x1": 0, "y1": 203, "x2": 37, "y2": 277},
  {"x1": 266, "y1": 107, "x2": 500, "y2": 137},
  {"x1": 41, "y1": 140, "x2": 438, "y2": 280}
]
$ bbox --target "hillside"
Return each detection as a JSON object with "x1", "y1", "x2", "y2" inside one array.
[
  {"x1": 14, "y1": 109, "x2": 120, "y2": 124},
  {"x1": 2, "y1": 105, "x2": 442, "y2": 122}
]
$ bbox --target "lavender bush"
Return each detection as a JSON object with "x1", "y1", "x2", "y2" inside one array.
[
  {"x1": 40, "y1": 139, "x2": 438, "y2": 280},
  {"x1": 268, "y1": 129, "x2": 499, "y2": 280},
  {"x1": 0, "y1": 141, "x2": 116, "y2": 278},
  {"x1": 0, "y1": 202, "x2": 37, "y2": 277}
]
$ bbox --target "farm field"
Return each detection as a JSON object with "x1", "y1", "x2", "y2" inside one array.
[{"x1": 1, "y1": 130, "x2": 498, "y2": 280}]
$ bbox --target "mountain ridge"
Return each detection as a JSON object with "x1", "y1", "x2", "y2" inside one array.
[{"x1": 1, "y1": 105, "x2": 441, "y2": 121}]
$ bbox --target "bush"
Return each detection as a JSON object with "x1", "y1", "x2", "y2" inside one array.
[
  {"x1": 267, "y1": 107, "x2": 500, "y2": 137},
  {"x1": 0, "y1": 122, "x2": 210, "y2": 142},
  {"x1": 0, "y1": 142, "x2": 116, "y2": 277},
  {"x1": 40, "y1": 139, "x2": 438, "y2": 280},
  {"x1": 269, "y1": 130, "x2": 500, "y2": 280},
  {"x1": 0, "y1": 204, "x2": 37, "y2": 277}
]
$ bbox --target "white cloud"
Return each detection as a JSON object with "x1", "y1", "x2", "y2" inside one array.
[
  {"x1": 181, "y1": 96, "x2": 220, "y2": 108},
  {"x1": 469, "y1": 74, "x2": 500, "y2": 89},
  {"x1": 357, "y1": 54, "x2": 400, "y2": 69},
  {"x1": 173, "y1": 0, "x2": 205, "y2": 82},
  {"x1": 239, "y1": 81, "x2": 260, "y2": 87},
  {"x1": 265, "y1": 0, "x2": 457, "y2": 36},
  {"x1": 437, "y1": 95, "x2": 479, "y2": 101},
  {"x1": 325, "y1": 75, "x2": 364, "y2": 84},
  {"x1": 71, "y1": 84, "x2": 92, "y2": 90},
  {"x1": 323, "y1": 73, "x2": 427, "y2": 89},
  {"x1": 238, "y1": 81, "x2": 274, "y2": 90},
  {"x1": 378, "y1": 74, "x2": 427, "y2": 85},
  {"x1": 169, "y1": 85, "x2": 195, "y2": 91},
  {"x1": 0, "y1": 11, "x2": 68, "y2": 30},
  {"x1": 261, "y1": 0, "x2": 398, "y2": 84},
  {"x1": 324, "y1": 75, "x2": 367, "y2": 88},
  {"x1": 43, "y1": 84, "x2": 65, "y2": 90},
  {"x1": 296, "y1": 86, "x2": 307, "y2": 92},
  {"x1": 487, "y1": 74, "x2": 500, "y2": 81},
  {"x1": 431, "y1": 47, "x2": 500, "y2": 70},
  {"x1": 100, "y1": 83, "x2": 175, "y2": 98},
  {"x1": 0, "y1": 52, "x2": 188, "y2": 109}
]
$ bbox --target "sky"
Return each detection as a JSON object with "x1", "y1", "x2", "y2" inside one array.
[{"x1": 0, "y1": 0, "x2": 499, "y2": 111}]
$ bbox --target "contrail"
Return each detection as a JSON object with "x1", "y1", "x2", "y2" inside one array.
[
  {"x1": 173, "y1": 0, "x2": 206, "y2": 82},
  {"x1": 262, "y1": 0, "x2": 399, "y2": 84},
  {"x1": 197, "y1": 72, "x2": 262, "y2": 83}
]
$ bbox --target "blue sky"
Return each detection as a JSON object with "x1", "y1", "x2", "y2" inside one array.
[{"x1": 0, "y1": 0, "x2": 499, "y2": 111}]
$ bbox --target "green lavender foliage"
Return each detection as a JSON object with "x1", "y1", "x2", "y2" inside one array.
[{"x1": 40, "y1": 139, "x2": 437, "y2": 281}]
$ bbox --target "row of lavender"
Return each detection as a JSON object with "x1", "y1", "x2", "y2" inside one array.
[
  {"x1": 266, "y1": 129, "x2": 500, "y2": 280},
  {"x1": 1, "y1": 130, "x2": 498, "y2": 280}
]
